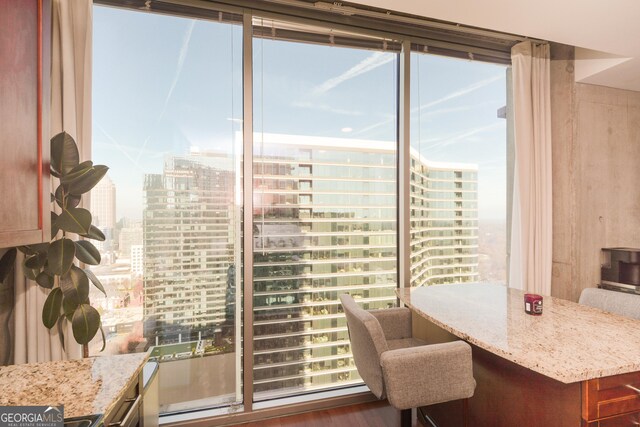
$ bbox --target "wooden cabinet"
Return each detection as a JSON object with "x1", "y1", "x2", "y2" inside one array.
[
  {"x1": 585, "y1": 412, "x2": 640, "y2": 427},
  {"x1": 0, "y1": 0, "x2": 50, "y2": 248},
  {"x1": 583, "y1": 372, "x2": 640, "y2": 426}
]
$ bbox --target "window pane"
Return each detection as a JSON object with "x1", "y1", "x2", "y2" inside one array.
[
  {"x1": 91, "y1": 5, "x2": 243, "y2": 413},
  {"x1": 410, "y1": 53, "x2": 507, "y2": 287},
  {"x1": 252, "y1": 18, "x2": 398, "y2": 400}
]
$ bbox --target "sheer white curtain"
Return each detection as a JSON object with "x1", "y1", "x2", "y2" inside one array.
[
  {"x1": 508, "y1": 41, "x2": 552, "y2": 295},
  {"x1": 13, "y1": 0, "x2": 92, "y2": 364}
]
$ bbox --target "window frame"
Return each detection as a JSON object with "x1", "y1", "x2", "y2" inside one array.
[{"x1": 92, "y1": 0, "x2": 517, "y2": 424}]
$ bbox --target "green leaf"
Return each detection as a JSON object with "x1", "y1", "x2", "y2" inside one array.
[
  {"x1": 67, "y1": 165, "x2": 109, "y2": 195},
  {"x1": 51, "y1": 212, "x2": 60, "y2": 239},
  {"x1": 84, "y1": 268, "x2": 106, "y2": 296},
  {"x1": 60, "y1": 266, "x2": 89, "y2": 311},
  {"x1": 54, "y1": 185, "x2": 81, "y2": 210},
  {"x1": 0, "y1": 249, "x2": 17, "y2": 283},
  {"x1": 99, "y1": 323, "x2": 106, "y2": 352},
  {"x1": 75, "y1": 241, "x2": 101, "y2": 265},
  {"x1": 50, "y1": 192, "x2": 55, "y2": 203},
  {"x1": 56, "y1": 208, "x2": 92, "y2": 235},
  {"x1": 21, "y1": 254, "x2": 41, "y2": 280},
  {"x1": 43, "y1": 261, "x2": 54, "y2": 277},
  {"x1": 62, "y1": 294, "x2": 79, "y2": 318},
  {"x1": 42, "y1": 288, "x2": 63, "y2": 328},
  {"x1": 50, "y1": 131, "x2": 79, "y2": 177},
  {"x1": 23, "y1": 265, "x2": 40, "y2": 281},
  {"x1": 60, "y1": 160, "x2": 93, "y2": 184},
  {"x1": 57, "y1": 317, "x2": 66, "y2": 351},
  {"x1": 17, "y1": 246, "x2": 35, "y2": 255},
  {"x1": 20, "y1": 243, "x2": 49, "y2": 255},
  {"x1": 80, "y1": 225, "x2": 106, "y2": 242},
  {"x1": 62, "y1": 299, "x2": 75, "y2": 321},
  {"x1": 35, "y1": 272, "x2": 54, "y2": 289},
  {"x1": 48, "y1": 238, "x2": 75, "y2": 276},
  {"x1": 72, "y1": 304, "x2": 100, "y2": 345},
  {"x1": 24, "y1": 253, "x2": 47, "y2": 269}
]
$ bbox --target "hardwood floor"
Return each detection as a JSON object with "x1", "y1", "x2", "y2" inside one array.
[{"x1": 234, "y1": 401, "x2": 424, "y2": 427}]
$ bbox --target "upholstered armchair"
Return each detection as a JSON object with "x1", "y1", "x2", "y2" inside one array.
[
  {"x1": 339, "y1": 294, "x2": 476, "y2": 427},
  {"x1": 579, "y1": 288, "x2": 640, "y2": 320}
]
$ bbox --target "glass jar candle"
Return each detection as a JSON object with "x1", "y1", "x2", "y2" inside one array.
[{"x1": 524, "y1": 293, "x2": 543, "y2": 315}]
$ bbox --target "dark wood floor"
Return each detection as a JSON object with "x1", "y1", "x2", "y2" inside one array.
[{"x1": 234, "y1": 401, "x2": 423, "y2": 427}]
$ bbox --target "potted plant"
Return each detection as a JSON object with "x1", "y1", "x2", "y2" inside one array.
[{"x1": 0, "y1": 131, "x2": 108, "y2": 348}]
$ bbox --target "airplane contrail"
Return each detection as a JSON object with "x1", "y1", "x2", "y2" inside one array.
[{"x1": 313, "y1": 52, "x2": 395, "y2": 95}]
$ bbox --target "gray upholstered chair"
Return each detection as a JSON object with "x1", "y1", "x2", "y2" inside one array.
[
  {"x1": 578, "y1": 288, "x2": 640, "y2": 320},
  {"x1": 339, "y1": 294, "x2": 476, "y2": 427}
]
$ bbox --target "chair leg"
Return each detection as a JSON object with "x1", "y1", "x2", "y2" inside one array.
[
  {"x1": 400, "y1": 408, "x2": 412, "y2": 427},
  {"x1": 462, "y1": 398, "x2": 469, "y2": 427}
]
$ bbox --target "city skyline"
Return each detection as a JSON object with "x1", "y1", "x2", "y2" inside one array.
[{"x1": 89, "y1": 131, "x2": 486, "y2": 402}]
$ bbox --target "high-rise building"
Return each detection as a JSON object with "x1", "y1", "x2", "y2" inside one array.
[
  {"x1": 91, "y1": 174, "x2": 117, "y2": 253},
  {"x1": 131, "y1": 244, "x2": 143, "y2": 277},
  {"x1": 249, "y1": 134, "x2": 478, "y2": 398},
  {"x1": 118, "y1": 220, "x2": 143, "y2": 260},
  {"x1": 142, "y1": 154, "x2": 238, "y2": 345},
  {"x1": 138, "y1": 134, "x2": 477, "y2": 399},
  {"x1": 410, "y1": 156, "x2": 479, "y2": 287}
]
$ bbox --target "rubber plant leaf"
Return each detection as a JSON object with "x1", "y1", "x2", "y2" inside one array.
[
  {"x1": 60, "y1": 266, "x2": 90, "y2": 313},
  {"x1": 0, "y1": 248, "x2": 17, "y2": 283},
  {"x1": 72, "y1": 304, "x2": 100, "y2": 345},
  {"x1": 80, "y1": 225, "x2": 106, "y2": 242},
  {"x1": 84, "y1": 268, "x2": 106, "y2": 296},
  {"x1": 48, "y1": 238, "x2": 76, "y2": 276},
  {"x1": 42, "y1": 288, "x2": 63, "y2": 329},
  {"x1": 50, "y1": 131, "x2": 79, "y2": 178},
  {"x1": 67, "y1": 165, "x2": 109, "y2": 196},
  {"x1": 54, "y1": 185, "x2": 81, "y2": 210},
  {"x1": 51, "y1": 212, "x2": 60, "y2": 239},
  {"x1": 35, "y1": 272, "x2": 55, "y2": 289},
  {"x1": 56, "y1": 207, "x2": 92, "y2": 235},
  {"x1": 60, "y1": 160, "x2": 93, "y2": 184},
  {"x1": 74, "y1": 241, "x2": 101, "y2": 265}
]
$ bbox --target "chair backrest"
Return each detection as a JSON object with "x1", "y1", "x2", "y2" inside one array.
[
  {"x1": 339, "y1": 294, "x2": 389, "y2": 399},
  {"x1": 579, "y1": 288, "x2": 640, "y2": 320}
]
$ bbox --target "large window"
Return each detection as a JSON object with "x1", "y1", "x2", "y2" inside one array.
[
  {"x1": 252, "y1": 19, "x2": 398, "y2": 399},
  {"x1": 410, "y1": 51, "x2": 508, "y2": 287},
  {"x1": 91, "y1": 5, "x2": 243, "y2": 413},
  {"x1": 91, "y1": 0, "x2": 510, "y2": 419}
]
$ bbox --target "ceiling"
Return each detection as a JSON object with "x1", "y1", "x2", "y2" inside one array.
[{"x1": 349, "y1": 0, "x2": 640, "y2": 91}]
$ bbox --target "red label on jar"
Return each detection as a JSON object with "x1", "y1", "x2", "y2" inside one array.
[{"x1": 524, "y1": 293, "x2": 543, "y2": 315}]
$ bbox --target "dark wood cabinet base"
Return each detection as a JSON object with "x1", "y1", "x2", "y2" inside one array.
[{"x1": 413, "y1": 313, "x2": 581, "y2": 427}]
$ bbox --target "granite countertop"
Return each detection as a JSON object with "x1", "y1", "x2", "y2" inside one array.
[
  {"x1": 0, "y1": 352, "x2": 149, "y2": 418},
  {"x1": 398, "y1": 283, "x2": 640, "y2": 384}
]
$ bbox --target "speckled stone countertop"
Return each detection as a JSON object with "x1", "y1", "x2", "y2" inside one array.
[
  {"x1": 398, "y1": 283, "x2": 640, "y2": 384},
  {"x1": 0, "y1": 353, "x2": 148, "y2": 418}
]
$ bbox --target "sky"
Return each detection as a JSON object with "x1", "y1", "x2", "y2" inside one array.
[{"x1": 93, "y1": 5, "x2": 507, "y2": 221}]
